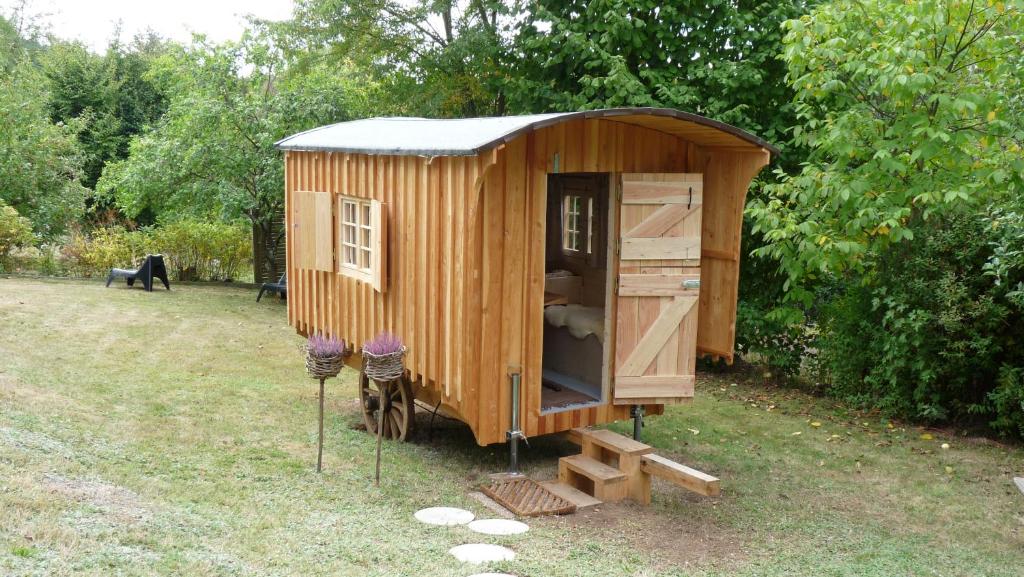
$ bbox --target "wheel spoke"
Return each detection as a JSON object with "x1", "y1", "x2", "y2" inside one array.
[{"x1": 388, "y1": 410, "x2": 400, "y2": 438}]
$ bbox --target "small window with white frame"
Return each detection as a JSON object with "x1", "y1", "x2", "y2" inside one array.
[
  {"x1": 337, "y1": 195, "x2": 387, "y2": 291},
  {"x1": 562, "y1": 194, "x2": 594, "y2": 256},
  {"x1": 565, "y1": 196, "x2": 581, "y2": 253}
]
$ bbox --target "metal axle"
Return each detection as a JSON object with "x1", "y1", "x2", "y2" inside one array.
[{"x1": 631, "y1": 405, "x2": 645, "y2": 441}]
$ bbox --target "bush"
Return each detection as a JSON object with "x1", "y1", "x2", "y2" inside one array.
[
  {"x1": 62, "y1": 226, "x2": 145, "y2": 277},
  {"x1": 735, "y1": 301, "x2": 813, "y2": 382},
  {"x1": 0, "y1": 201, "x2": 35, "y2": 267},
  {"x1": 60, "y1": 220, "x2": 252, "y2": 281},
  {"x1": 816, "y1": 210, "x2": 1024, "y2": 433},
  {"x1": 983, "y1": 366, "x2": 1024, "y2": 438},
  {"x1": 147, "y1": 220, "x2": 251, "y2": 281}
]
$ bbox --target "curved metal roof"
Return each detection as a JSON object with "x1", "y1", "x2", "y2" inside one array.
[{"x1": 274, "y1": 107, "x2": 777, "y2": 157}]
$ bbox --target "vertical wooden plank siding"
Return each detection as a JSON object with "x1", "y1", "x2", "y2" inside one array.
[
  {"x1": 284, "y1": 119, "x2": 766, "y2": 445},
  {"x1": 695, "y1": 150, "x2": 770, "y2": 361}
]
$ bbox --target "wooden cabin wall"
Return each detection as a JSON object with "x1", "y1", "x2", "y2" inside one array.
[
  {"x1": 285, "y1": 150, "x2": 492, "y2": 429},
  {"x1": 696, "y1": 150, "x2": 771, "y2": 361},
  {"x1": 284, "y1": 119, "x2": 768, "y2": 446},
  {"x1": 479, "y1": 119, "x2": 695, "y2": 445}
]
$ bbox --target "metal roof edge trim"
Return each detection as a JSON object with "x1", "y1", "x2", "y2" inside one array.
[{"x1": 276, "y1": 107, "x2": 780, "y2": 157}]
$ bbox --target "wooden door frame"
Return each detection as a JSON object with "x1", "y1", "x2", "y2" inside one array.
[
  {"x1": 537, "y1": 171, "x2": 618, "y2": 414},
  {"x1": 600, "y1": 173, "x2": 620, "y2": 406}
]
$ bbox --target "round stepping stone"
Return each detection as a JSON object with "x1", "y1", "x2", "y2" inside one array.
[
  {"x1": 448, "y1": 543, "x2": 516, "y2": 564},
  {"x1": 414, "y1": 507, "x2": 474, "y2": 526},
  {"x1": 467, "y1": 519, "x2": 529, "y2": 536}
]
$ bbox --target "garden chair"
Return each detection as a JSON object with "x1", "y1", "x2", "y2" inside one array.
[
  {"x1": 257, "y1": 272, "x2": 287, "y2": 302},
  {"x1": 105, "y1": 254, "x2": 171, "y2": 292}
]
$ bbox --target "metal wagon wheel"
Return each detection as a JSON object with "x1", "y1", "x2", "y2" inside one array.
[{"x1": 359, "y1": 372, "x2": 415, "y2": 441}]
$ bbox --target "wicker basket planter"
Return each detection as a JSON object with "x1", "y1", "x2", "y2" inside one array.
[
  {"x1": 302, "y1": 335, "x2": 351, "y2": 473},
  {"x1": 304, "y1": 350, "x2": 345, "y2": 379},
  {"x1": 362, "y1": 347, "x2": 407, "y2": 382}
]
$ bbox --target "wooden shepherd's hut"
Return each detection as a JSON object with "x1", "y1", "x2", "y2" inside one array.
[{"x1": 276, "y1": 108, "x2": 776, "y2": 449}]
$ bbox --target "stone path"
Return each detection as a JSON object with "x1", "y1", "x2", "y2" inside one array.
[{"x1": 414, "y1": 506, "x2": 528, "y2": 575}]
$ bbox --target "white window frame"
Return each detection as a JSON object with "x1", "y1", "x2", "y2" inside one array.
[
  {"x1": 562, "y1": 194, "x2": 594, "y2": 257},
  {"x1": 338, "y1": 195, "x2": 375, "y2": 284},
  {"x1": 565, "y1": 195, "x2": 581, "y2": 254}
]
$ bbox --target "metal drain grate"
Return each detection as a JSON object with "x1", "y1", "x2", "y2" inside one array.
[{"x1": 481, "y1": 477, "x2": 577, "y2": 517}]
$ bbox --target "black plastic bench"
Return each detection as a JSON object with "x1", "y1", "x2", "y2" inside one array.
[
  {"x1": 257, "y1": 272, "x2": 287, "y2": 302},
  {"x1": 105, "y1": 254, "x2": 171, "y2": 292}
]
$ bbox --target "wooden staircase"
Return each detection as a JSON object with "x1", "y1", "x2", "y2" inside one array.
[{"x1": 552, "y1": 427, "x2": 720, "y2": 508}]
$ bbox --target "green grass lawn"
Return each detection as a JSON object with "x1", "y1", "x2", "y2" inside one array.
[{"x1": 1, "y1": 277, "x2": 1022, "y2": 576}]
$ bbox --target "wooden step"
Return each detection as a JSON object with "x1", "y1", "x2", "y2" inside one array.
[
  {"x1": 540, "y1": 480, "x2": 602, "y2": 510},
  {"x1": 559, "y1": 454, "x2": 628, "y2": 502},
  {"x1": 560, "y1": 454, "x2": 627, "y2": 483},
  {"x1": 641, "y1": 454, "x2": 720, "y2": 497},
  {"x1": 577, "y1": 427, "x2": 654, "y2": 457}
]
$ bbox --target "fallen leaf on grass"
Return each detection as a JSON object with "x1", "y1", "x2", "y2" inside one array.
[
  {"x1": 791, "y1": 431, "x2": 802, "y2": 436},
  {"x1": 810, "y1": 421, "x2": 822, "y2": 428},
  {"x1": 920, "y1": 433, "x2": 934, "y2": 440},
  {"x1": 687, "y1": 428, "x2": 700, "y2": 435}
]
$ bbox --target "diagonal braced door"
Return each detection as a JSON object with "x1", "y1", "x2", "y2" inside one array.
[{"x1": 614, "y1": 173, "x2": 703, "y2": 404}]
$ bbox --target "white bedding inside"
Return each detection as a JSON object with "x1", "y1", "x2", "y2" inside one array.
[{"x1": 544, "y1": 304, "x2": 605, "y2": 343}]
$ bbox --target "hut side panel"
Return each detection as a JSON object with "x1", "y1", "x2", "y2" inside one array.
[
  {"x1": 696, "y1": 150, "x2": 771, "y2": 361},
  {"x1": 285, "y1": 118, "x2": 768, "y2": 446}
]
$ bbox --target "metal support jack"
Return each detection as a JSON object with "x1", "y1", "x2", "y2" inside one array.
[
  {"x1": 631, "y1": 405, "x2": 645, "y2": 442},
  {"x1": 506, "y1": 370, "x2": 528, "y2": 475}
]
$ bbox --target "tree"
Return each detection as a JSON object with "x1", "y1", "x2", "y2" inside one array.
[
  {"x1": 748, "y1": 0, "x2": 1024, "y2": 306},
  {"x1": 0, "y1": 16, "x2": 88, "y2": 238},
  {"x1": 275, "y1": 0, "x2": 517, "y2": 117},
  {"x1": 97, "y1": 31, "x2": 376, "y2": 279},
  {"x1": 507, "y1": 0, "x2": 815, "y2": 147},
  {"x1": 41, "y1": 35, "x2": 169, "y2": 190}
]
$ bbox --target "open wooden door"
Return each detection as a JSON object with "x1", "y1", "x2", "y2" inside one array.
[{"x1": 613, "y1": 173, "x2": 703, "y2": 404}]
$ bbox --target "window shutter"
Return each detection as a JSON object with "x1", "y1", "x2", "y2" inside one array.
[
  {"x1": 313, "y1": 192, "x2": 334, "y2": 271},
  {"x1": 370, "y1": 199, "x2": 387, "y2": 292},
  {"x1": 294, "y1": 190, "x2": 334, "y2": 272}
]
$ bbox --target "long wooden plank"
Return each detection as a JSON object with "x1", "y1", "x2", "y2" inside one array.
[
  {"x1": 613, "y1": 375, "x2": 695, "y2": 398},
  {"x1": 641, "y1": 454, "x2": 720, "y2": 497},
  {"x1": 621, "y1": 236, "x2": 700, "y2": 261},
  {"x1": 622, "y1": 181, "x2": 703, "y2": 204},
  {"x1": 618, "y1": 274, "x2": 700, "y2": 297}
]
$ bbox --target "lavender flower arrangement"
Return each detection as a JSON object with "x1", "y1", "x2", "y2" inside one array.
[
  {"x1": 303, "y1": 333, "x2": 349, "y2": 380},
  {"x1": 362, "y1": 332, "x2": 406, "y2": 382},
  {"x1": 303, "y1": 332, "x2": 349, "y2": 473},
  {"x1": 307, "y1": 333, "x2": 346, "y2": 359},
  {"x1": 362, "y1": 332, "x2": 404, "y2": 356}
]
